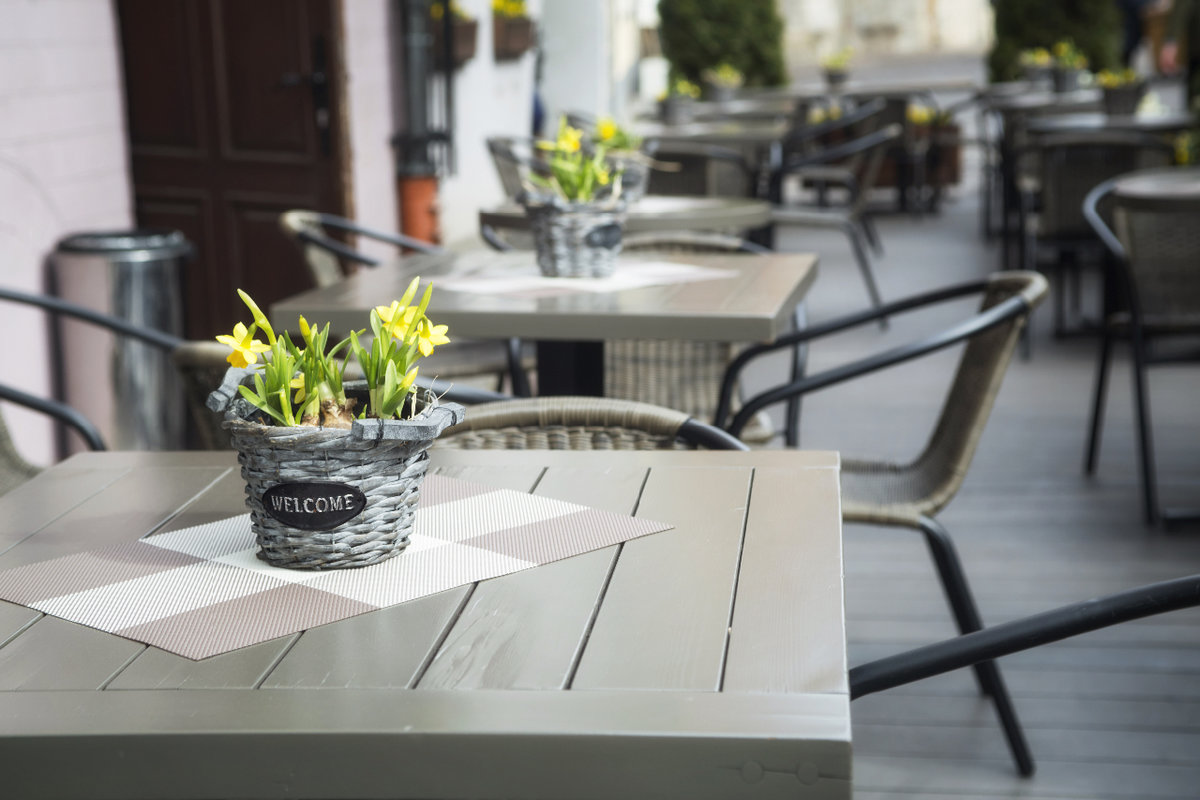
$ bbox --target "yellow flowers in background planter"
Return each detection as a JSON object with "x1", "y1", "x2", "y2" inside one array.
[
  {"x1": 1176, "y1": 131, "x2": 1200, "y2": 165},
  {"x1": 531, "y1": 117, "x2": 619, "y2": 204},
  {"x1": 1051, "y1": 39, "x2": 1088, "y2": 70},
  {"x1": 821, "y1": 47, "x2": 853, "y2": 72},
  {"x1": 491, "y1": 0, "x2": 526, "y2": 18},
  {"x1": 1096, "y1": 68, "x2": 1139, "y2": 89},
  {"x1": 1018, "y1": 47, "x2": 1053, "y2": 68},
  {"x1": 215, "y1": 277, "x2": 449, "y2": 428}
]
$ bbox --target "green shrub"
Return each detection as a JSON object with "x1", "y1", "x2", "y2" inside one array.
[
  {"x1": 657, "y1": 0, "x2": 786, "y2": 88},
  {"x1": 989, "y1": 0, "x2": 1120, "y2": 82}
]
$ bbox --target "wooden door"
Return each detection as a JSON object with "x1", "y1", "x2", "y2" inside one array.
[{"x1": 116, "y1": 0, "x2": 348, "y2": 339}]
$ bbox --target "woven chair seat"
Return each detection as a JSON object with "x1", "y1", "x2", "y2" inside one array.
[{"x1": 840, "y1": 458, "x2": 955, "y2": 527}]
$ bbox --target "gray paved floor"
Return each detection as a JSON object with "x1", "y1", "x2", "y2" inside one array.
[{"x1": 757, "y1": 55, "x2": 1200, "y2": 799}]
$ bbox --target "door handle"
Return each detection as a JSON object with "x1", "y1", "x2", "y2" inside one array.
[{"x1": 279, "y1": 35, "x2": 332, "y2": 157}]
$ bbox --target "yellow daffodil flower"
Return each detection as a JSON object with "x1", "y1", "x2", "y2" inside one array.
[
  {"x1": 559, "y1": 125, "x2": 583, "y2": 153},
  {"x1": 290, "y1": 375, "x2": 308, "y2": 404},
  {"x1": 374, "y1": 301, "x2": 420, "y2": 341},
  {"x1": 416, "y1": 318, "x2": 450, "y2": 356},
  {"x1": 216, "y1": 322, "x2": 271, "y2": 368},
  {"x1": 597, "y1": 117, "x2": 617, "y2": 142}
]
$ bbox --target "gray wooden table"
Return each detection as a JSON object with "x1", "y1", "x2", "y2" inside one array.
[
  {"x1": 272, "y1": 250, "x2": 818, "y2": 396},
  {"x1": 1025, "y1": 111, "x2": 1196, "y2": 136},
  {"x1": 0, "y1": 448, "x2": 849, "y2": 800}
]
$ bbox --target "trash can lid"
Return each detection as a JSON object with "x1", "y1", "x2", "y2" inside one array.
[{"x1": 56, "y1": 229, "x2": 194, "y2": 260}]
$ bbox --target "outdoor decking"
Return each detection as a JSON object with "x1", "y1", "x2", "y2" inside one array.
[{"x1": 755, "y1": 63, "x2": 1200, "y2": 797}]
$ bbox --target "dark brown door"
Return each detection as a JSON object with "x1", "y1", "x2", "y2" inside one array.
[{"x1": 117, "y1": 0, "x2": 348, "y2": 339}]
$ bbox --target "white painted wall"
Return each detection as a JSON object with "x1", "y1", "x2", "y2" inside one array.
[
  {"x1": 0, "y1": 0, "x2": 132, "y2": 467},
  {"x1": 436, "y1": 0, "x2": 538, "y2": 248},
  {"x1": 342, "y1": 0, "x2": 400, "y2": 263}
]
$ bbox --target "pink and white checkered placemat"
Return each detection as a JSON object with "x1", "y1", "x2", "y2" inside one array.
[{"x1": 0, "y1": 475, "x2": 671, "y2": 660}]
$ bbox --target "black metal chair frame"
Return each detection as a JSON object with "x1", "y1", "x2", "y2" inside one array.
[
  {"x1": 712, "y1": 273, "x2": 1045, "y2": 776},
  {"x1": 852, "y1": 573, "x2": 1200, "y2": 701},
  {"x1": 1081, "y1": 177, "x2": 1200, "y2": 526}
]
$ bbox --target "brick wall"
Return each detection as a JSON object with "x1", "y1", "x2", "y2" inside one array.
[{"x1": 0, "y1": 0, "x2": 132, "y2": 466}]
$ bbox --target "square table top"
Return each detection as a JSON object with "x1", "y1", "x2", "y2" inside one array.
[
  {"x1": 272, "y1": 250, "x2": 818, "y2": 344},
  {"x1": 0, "y1": 448, "x2": 848, "y2": 800}
]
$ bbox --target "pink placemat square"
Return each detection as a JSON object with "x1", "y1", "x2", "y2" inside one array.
[{"x1": 0, "y1": 475, "x2": 671, "y2": 660}]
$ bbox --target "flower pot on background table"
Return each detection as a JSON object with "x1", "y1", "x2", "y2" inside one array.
[
  {"x1": 1103, "y1": 83, "x2": 1146, "y2": 116},
  {"x1": 1053, "y1": 67, "x2": 1084, "y2": 93},
  {"x1": 659, "y1": 95, "x2": 694, "y2": 126},
  {"x1": 208, "y1": 372, "x2": 465, "y2": 570},
  {"x1": 523, "y1": 201, "x2": 626, "y2": 278}
]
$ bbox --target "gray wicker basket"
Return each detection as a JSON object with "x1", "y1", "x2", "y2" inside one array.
[
  {"x1": 207, "y1": 368, "x2": 466, "y2": 570},
  {"x1": 524, "y1": 201, "x2": 625, "y2": 278}
]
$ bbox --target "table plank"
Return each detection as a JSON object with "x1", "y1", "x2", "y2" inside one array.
[
  {"x1": 0, "y1": 615, "x2": 143, "y2": 690},
  {"x1": 571, "y1": 465, "x2": 752, "y2": 691},
  {"x1": 723, "y1": 465, "x2": 847, "y2": 695},
  {"x1": 0, "y1": 463, "x2": 131, "y2": 556},
  {"x1": 259, "y1": 463, "x2": 545, "y2": 689},
  {"x1": 418, "y1": 464, "x2": 648, "y2": 690},
  {"x1": 0, "y1": 465, "x2": 229, "y2": 569},
  {"x1": 107, "y1": 637, "x2": 299, "y2": 690}
]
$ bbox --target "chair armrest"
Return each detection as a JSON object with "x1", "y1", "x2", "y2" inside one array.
[
  {"x1": 779, "y1": 124, "x2": 903, "y2": 172},
  {"x1": 414, "y1": 376, "x2": 511, "y2": 406},
  {"x1": 647, "y1": 141, "x2": 753, "y2": 176},
  {"x1": 713, "y1": 278, "x2": 1025, "y2": 434},
  {"x1": 0, "y1": 382, "x2": 106, "y2": 451},
  {"x1": 851, "y1": 574, "x2": 1200, "y2": 698},
  {"x1": 0, "y1": 288, "x2": 182, "y2": 351}
]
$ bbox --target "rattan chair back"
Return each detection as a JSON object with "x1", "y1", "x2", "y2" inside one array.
[
  {"x1": 844, "y1": 272, "x2": 1047, "y2": 524},
  {"x1": 1036, "y1": 132, "x2": 1174, "y2": 238},
  {"x1": 1112, "y1": 186, "x2": 1200, "y2": 323},
  {"x1": 433, "y1": 397, "x2": 747, "y2": 451}
]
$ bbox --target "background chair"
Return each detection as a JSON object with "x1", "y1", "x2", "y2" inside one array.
[
  {"x1": 713, "y1": 271, "x2": 1048, "y2": 776},
  {"x1": 0, "y1": 380, "x2": 106, "y2": 496},
  {"x1": 1016, "y1": 131, "x2": 1174, "y2": 336},
  {"x1": 434, "y1": 396, "x2": 747, "y2": 451},
  {"x1": 278, "y1": 210, "x2": 532, "y2": 397},
  {"x1": 769, "y1": 123, "x2": 904, "y2": 318},
  {"x1": 1082, "y1": 175, "x2": 1200, "y2": 525}
]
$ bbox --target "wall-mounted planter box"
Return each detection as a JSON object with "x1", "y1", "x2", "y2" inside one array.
[
  {"x1": 494, "y1": 16, "x2": 534, "y2": 61},
  {"x1": 431, "y1": 19, "x2": 478, "y2": 70}
]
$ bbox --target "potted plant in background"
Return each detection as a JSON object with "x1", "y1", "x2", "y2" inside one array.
[
  {"x1": 701, "y1": 62, "x2": 743, "y2": 103},
  {"x1": 1018, "y1": 46, "x2": 1054, "y2": 88},
  {"x1": 520, "y1": 117, "x2": 626, "y2": 278},
  {"x1": 908, "y1": 103, "x2": 962, "y2": 190},
  {"x1": 1051, "y1": 39, "x2": 1089, "y2": 92},
  {"x1": 492, "y1": 0, "x2": 534, "y2": 61},
  {"x1": 207, "y1": 282, "x2": 464, "y2": 570},
  {"x1": 430, "y1": 0, "x2": 477, "y2": 70},
  {"x1": 1096, "y1": 67, "x2": 1146, "y2": 116},
  {"x1": 1177, "y1": 130, "x2": 1200, "y2": 165},
  {"x1": 821, "y1": 47, "x2": 853, "y2": 92},
  {"x1": 658, "y1": 77, "x2": 701, "y2": 125}
]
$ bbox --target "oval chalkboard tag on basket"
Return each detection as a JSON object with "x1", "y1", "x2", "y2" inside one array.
[
  {"x1": 262, "y1": 482, "x2": 367, "y2": 531},
  {"x1": 584, "y1": 222, "x2": 623, "y2": 250}
]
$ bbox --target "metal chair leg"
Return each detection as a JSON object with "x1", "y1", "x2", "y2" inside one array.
[
  {"x1": 841, "y1": 219, "x2": 888, "y2": 329},
  {"x1": 1130, "y1": 328, "x2": 1160, "y2": 524},
  {"x1": 1084, "y1": 327, "x2": 1113, "y2": 475},
  {"x1": 917, "y1": 515, "x2": 1036, "y2": 777}
]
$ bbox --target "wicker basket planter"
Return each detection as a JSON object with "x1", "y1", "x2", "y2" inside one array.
[
  {"x1": 208, "y1": 369, "x2": 465, "y2": 570},
  {"x1": 493, "y1": 16, "x2": 534, "y2": 61},
  {"x1": 1052, "y1": 67, "x2": 1083, "y2": 93},
  {"x1": 523, "y1": 200, "x2": 625, "y2": 278},
  {"x1": 1102, "y1": 84, "x2": 1145, "y2": 116},
  {"x1": 823, "y1": 69, "x2": 848, "y2": 92},
  {"x1": 659, "y1": 95, "x2": 694, "y2": 126}
]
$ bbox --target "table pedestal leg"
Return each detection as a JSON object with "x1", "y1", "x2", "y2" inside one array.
[{"x1": 536, "y1": 341, "x2": 604, "y2": 396}]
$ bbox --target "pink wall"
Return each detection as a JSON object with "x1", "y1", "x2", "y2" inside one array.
[{"x1": 0, "y1": 0, "x2": 133, "y2": 465}]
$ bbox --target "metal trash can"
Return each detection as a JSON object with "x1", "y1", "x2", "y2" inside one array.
[{"x1": 51, "y1": 229, "x2": 193, "y2": 453}]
